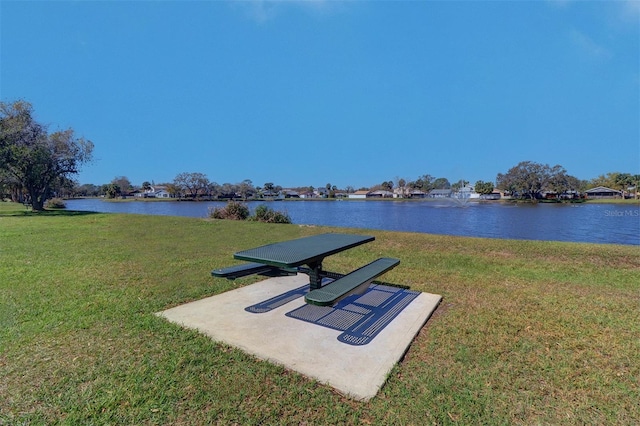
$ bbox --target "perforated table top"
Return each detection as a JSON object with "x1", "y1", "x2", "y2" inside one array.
[{"x1": 233, "y1": 233, "x2": 374, "y2": 268}]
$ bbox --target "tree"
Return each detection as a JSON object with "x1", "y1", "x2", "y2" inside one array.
[
  {"x1": 474, "y1": 180, "x2": 494, "y2": 195},
  {"x1": 104, "y1": 183, "x2": 120, "y2": 199},
  {"x1": 496, "y1": 161, "x2": 574, "y2": 200},
  {"x1": 220, "y1": 182, "x2": 237, "y2": 199},
  {"x1": 324, "y1": 183, "x2": 335, "y2": 198},
  {"x1": 565, "y1": 175, "x2": 584, "y2": 197},
  {"x1": 51, "y1": 176, "x2": 76, "y2": 199},
  {"x1": 451, "y1": 179, "x2": 469, "y2": 192},
  {"x1": 165, "y1": 183, "x2": 180, "y2": 198},
  {"x1": 173, "y1": 172, "x2": 209, "y2": 199},
  {"x1": 432, "y1": 177, "x2": 451, "y2": 189},
  {"x1": 0, "y1": 100, "x2": 93, "y2": 210},
  {"x1": 76, "y1": 183, "x2": 100, "y2": 197},
  {"x1": 614, "y1": 173, "x2": 634, "y2": 197},
  {"x1": 412, "y1": 174, "x2": 435, "y2": 191},
  {"x1": 395, "y1": 178, "x2": 407, "y2": 198},
  {"x1": 207, "y1": 181, "x2": 221, "y2": 199},
  {"x1": 545, "y1": 165, "x2": 582, "y2": 198},
  {"x1": 142, "y1": 181, "x2": 152, "y2": 192},
  {"x1": 238, "y1": 179, "x2": 254, "y2": 200},
  {"x1": 589, "y1": 172, "x2": 634, "y2": 193},
  {"x1": 633, "y1": 175, "x2": 640, "y2": 199},
  {"x1": 496, "y1": 161, "x2": 549, "y2": 199},
  {"x1": 0, "y1": 171, "x2": 21, "y2": 202},
  {"x1": 112, "y1": 176, "x2": 132, "y2": 197}
]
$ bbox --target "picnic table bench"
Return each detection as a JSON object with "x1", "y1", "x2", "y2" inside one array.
[
  {"x1": 212, "y1": 233, "x2": 400, "y2": 306},
  {"x1": 304, "y1": 257, "x2": 400, "y2": 306}
]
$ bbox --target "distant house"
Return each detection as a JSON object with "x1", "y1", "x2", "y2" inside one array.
[
  {"x1": 393, "y1": 187, "x2": 409, "y2": 198},
  {"x1": 429, "y1": 189, "x2": 452, "y2": 198},
  {"x1": 543, "y1": 190, "x2": 580, "y2": 200},
  {"x1": 283, "y1": 191, "x2": 300, "y2": 198},
  {"x1": 135, "y1": 185, "x2": 169, "y2": 198},
  {"x1": 456, "y1": 184, "x2": 480, "y2": 199},
  {"x1": 585, "y1": 186, "x2": 622, "y2": 199},
  {"x1": 393, "y1": 187, "x2": 424, "y2": 198},
  {"x1": 368, "y1": 190, "x2": 393, "y2": 198},
  {"x1": 315, "y1": 187, "x2": 329, "y2": 198},
  {"x1": 407, "y1": 189, "x2": 427, "y2": 198},
  {"x1": 299, "y1": 191, "x2": 315, "y2": 199},
  {"x1": 348, "y1": 190, "x2": 371, "y2": 199},
  {"x1": 261, "y1": 190, "x2": 280, "y2": 198},
  {"x1": 480, "y1": 192, "x2": 502, "y2": 200}
]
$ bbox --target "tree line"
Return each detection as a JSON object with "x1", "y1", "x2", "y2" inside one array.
[
  {"x1": 496, "y1": 162, "x2": 639, "y2": 200},
  {"x1": 2, "y1": 100, "x2": 638, "y2": 209},
  {"x1": 71, "y1": 165, "x2": 638, "y2": 202}
]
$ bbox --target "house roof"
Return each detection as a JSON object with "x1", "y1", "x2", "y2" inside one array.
[
  {"x1": 585, "y1": 186, "x2": 621, "y2": 194},
  {"x1": 353, "y1": 190, "x2": 371, "y2": 195}
]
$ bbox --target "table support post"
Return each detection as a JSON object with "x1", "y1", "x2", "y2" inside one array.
[{"x1": 308, "y1": 261, "x2": 323, "y2": 290}]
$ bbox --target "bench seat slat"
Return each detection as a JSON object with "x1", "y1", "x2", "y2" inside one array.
[
  {"x1": 212, "y1": 262, "x2": 280, "y2": 280},
  {"x1": 304, "y1": 257, "x2": 400, "y2": 306}
]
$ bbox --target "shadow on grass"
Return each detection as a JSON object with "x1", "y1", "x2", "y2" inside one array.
[{"x1": 0, "y1": 209, "x2": 101, "y2": 218}]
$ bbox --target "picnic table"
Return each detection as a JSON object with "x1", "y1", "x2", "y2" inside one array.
[{"x1": 212, "y1": 233, "x2": 400, "y2": 306}]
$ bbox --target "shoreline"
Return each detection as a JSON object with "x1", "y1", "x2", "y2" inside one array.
[{"x1": 63, "y1": 196, "x2": 640, "y2": 205}]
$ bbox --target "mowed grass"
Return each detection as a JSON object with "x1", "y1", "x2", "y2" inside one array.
[{"x1": 1, "y1": 202, "x2": 638, "y2": 425}]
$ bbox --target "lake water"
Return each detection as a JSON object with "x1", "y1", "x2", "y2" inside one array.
[{"x1": 65, "y1": 198, "x2": 640, "y2": 246}]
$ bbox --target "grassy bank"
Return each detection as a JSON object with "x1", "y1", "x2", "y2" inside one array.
[{"x1": 1, "y1": 202, "x2": 638, "y2": 424}]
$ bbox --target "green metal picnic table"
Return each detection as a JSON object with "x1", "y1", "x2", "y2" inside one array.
[
  {"x1": 212, "y1": 233, "x2": 401, "y2": 306},
  {"x1": 232, "y1": 233, "x2": 374, "y2": 290}
]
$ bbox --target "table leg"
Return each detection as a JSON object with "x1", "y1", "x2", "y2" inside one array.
[{"x1": 307, "y1": 261, "x2": 323, "y2": 290}]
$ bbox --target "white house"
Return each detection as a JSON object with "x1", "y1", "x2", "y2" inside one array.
[
  {"x1": 135, "y1": 185, "x2": 170, "y2": 198},
  {"x1": 348, "y1": 190, "x2": 371, "y2": 199},
  {"x1": 456, "y1": 184, "x2": 480, "y2": 199}
]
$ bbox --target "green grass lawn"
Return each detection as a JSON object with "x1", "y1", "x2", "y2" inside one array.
[{"x1": 1, "y1": 202, "x2": 638, "y2": 424}]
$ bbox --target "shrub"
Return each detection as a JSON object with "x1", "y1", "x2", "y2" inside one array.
[
  {"x1": 45, "y1": 198, "x2": 66, "y2": 209},
  {"x1": 250, "y1": 204, "x2": 292, "y2": 224},
  {"x1": 209, "y1": 202, "x2": 291, "y2": 223},
  {"x1": 209, "y1": 201, "x2": 250, "y2": 220}
]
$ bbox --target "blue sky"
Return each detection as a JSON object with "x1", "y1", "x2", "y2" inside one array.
[{"x1": 1, "y1": 0, "x2": 638, "y2": 189}]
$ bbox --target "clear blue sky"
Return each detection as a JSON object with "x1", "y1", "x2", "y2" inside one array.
[{"x1": 1, "y1": 1, "x2": 638, "y2": 189}]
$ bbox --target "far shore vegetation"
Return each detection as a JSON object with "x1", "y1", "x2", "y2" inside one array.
[
  {"x1": 56, "y1": 168, "x2": 640, "y2": 203},
  {"x1": 1, "y1": 201, "x2": 638, "y2": 424},
  {"x1": 66, "y1": 194, "x2": 640, "y2": 205}
]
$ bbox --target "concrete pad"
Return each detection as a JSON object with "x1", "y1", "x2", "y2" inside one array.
[{"x1": 157, "y1": 275, "x2": 441, "y2": 401}]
